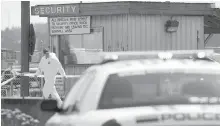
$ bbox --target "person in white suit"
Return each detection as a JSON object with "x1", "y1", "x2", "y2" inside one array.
[{"x1": 35, "y1": 48, "x2": 66, "y2": 108}]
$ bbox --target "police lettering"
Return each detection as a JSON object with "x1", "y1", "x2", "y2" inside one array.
[{"x1": 161, "y1": 113, "x2": 220, "y2": 121}]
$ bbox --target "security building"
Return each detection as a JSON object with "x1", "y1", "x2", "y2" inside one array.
[{"x1": 31, "y1": 1, "x2": 220, "y2": 65}]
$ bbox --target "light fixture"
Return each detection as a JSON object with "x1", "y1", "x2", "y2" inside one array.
[{"x1": 165, "y1": 20, "x2": 179, "y2": 33}]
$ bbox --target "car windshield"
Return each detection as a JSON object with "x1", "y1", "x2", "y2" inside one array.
[{"x1": 98, "y1": 72, "x2": 220, "y2": 109}]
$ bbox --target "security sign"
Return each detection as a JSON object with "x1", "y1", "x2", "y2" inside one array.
[{"x1": 31, "y1": 4, "x2": 79, "y2": 16}]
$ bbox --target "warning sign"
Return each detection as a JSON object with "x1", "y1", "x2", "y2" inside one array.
[{"x1": 49, "y1": 16, "x2": 90, "y2": 35}]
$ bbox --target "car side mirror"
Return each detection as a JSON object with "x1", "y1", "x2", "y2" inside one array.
[{"x1": 40, "y1": 100, "x2": 62, "y2": 112}]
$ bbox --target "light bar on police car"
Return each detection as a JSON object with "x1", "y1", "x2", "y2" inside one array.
[
  {"x1": 158, "y1": 52, "x2": 173, "y2": 59},
  {"x1": 197, "y1": 52, "x2": 206, "y2": 58},
  {"x1": 101, "y1": 49, "x2": 214, "y2": 63},
  {"x1": 101, "y1": 54, "x2": 119, "y2": 64}
]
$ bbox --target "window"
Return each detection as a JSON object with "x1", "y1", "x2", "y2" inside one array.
[{"x1": 98, "y1": 72, "x2": 220, "y2": 109}]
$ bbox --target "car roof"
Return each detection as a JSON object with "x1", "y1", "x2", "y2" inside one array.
[{"x1": 97, "y1": 59, "x2": 220, "y2": 75}]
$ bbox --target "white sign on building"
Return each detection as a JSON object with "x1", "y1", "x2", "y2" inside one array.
[{"x1": 49, "y1": 16, "x2": 91, "y2": 35}]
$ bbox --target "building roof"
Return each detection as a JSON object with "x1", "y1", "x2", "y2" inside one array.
[{"x1": 31, "y1": 1, "x2": 214, "y2": 17}]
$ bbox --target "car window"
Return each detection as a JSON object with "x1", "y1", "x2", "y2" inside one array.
[
  {"x1": 62, "y1": 69, "x2": 97, "y2": 110},
  {"x1": 77, "y1": 70, "x2": 97, "y2": 110},
  {"x1": 98, "y1": 71, "x2": 220, "y2": 109},
  {"x1": 77, "y1": 70, "x2": 97, "y2": 102}
]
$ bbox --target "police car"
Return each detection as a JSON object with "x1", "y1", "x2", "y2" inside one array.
[{"x1": 41, "y1": 50, "x2": 220, "y2": 126}]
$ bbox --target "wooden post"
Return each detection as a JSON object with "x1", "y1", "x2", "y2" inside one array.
[{"x1": 20, "y1": 1, "x2": 30, "y2": 97}]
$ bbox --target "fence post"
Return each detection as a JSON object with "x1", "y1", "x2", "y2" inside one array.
[
  {"x1": 40, "y1": 77, "x2": 43, "y2": 97},
  {"x1": 63, "y1": 77, "x2": 66, "y2": 98},
  {"x1": 10, "y1": 80, "x2": 13, "y2": 97}
]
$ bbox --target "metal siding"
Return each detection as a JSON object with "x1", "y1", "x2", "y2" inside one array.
[
  {"x1": 170, "y1": 16, "x2": 204, "y2": 50},
  {"x1": 129, "y1": 14, "x2": 171, "y2": 51},
  {"x1": 151, "y1": 16, "x2": 156, "y2": 50},
  {"x1": 104, "y1": 16, "x2": 109, "y2": 51},
  {"x1": 90, "y1": 14, "x2": 204, "y2": 51},
  {"x1": 129, "y1": 15, "x2": 134, "y2": 50},
  {"x1": 140, "y1": 14, "x2": 145, "y2": 51},
  {"x1": 112, "y1": 15, "x2": 116, "y2": 51},
  {"x1": 107, "y1": 16, "x2": 112, "y2": 51},
  {"x1": 91, "y1": 15, "x2": 128, "y2": 52},
  {"x1": 122, "y1": 15, "x2": 128, "y2": 51},
  {"x1": 145, "y1": 15, "x2": 151, "y2": 50},
  {"x1": 130, "y1": 15, "x2": 135, "y2": 50},
  {"x1": 136, "y1": 15, "x2": 141, "y2": 50},
  {"x1": 118, "y1": 15, "x2": 123, "y2": 51},
  {"x1": 128, "y1": 14, "x2": 132, "y2": 51},
  {"x1": 199, "y1": 16, "x2": 205, "y2": 49}
]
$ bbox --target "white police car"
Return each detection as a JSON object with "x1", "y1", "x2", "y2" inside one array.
[{"x1": 41, "y1": 50, "x2": 220, "y2": 126}]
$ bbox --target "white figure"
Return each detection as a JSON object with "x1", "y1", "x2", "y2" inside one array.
[{"x1": 35, "y1": 48, "x2": 66, "y2": 108}]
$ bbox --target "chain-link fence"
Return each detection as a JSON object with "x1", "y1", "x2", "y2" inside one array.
[
  {"x1": 1, "y1": 72, "x2": 80, "y2": 98},
  {"x1": 1, "y1": 89, "x2": 7, "y2": 97},
  {"x1": 1, "y1": 73, "x2": 43, "y2": 97}
]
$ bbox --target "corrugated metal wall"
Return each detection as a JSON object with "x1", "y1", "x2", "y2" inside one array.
[{"x1": 91, "y1": 14, "x2": 204, "y2": 51}]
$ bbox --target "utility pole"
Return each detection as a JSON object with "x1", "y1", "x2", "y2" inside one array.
[{"x1": 20, "y1": 1, "x2": 30, "y2": 97}]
